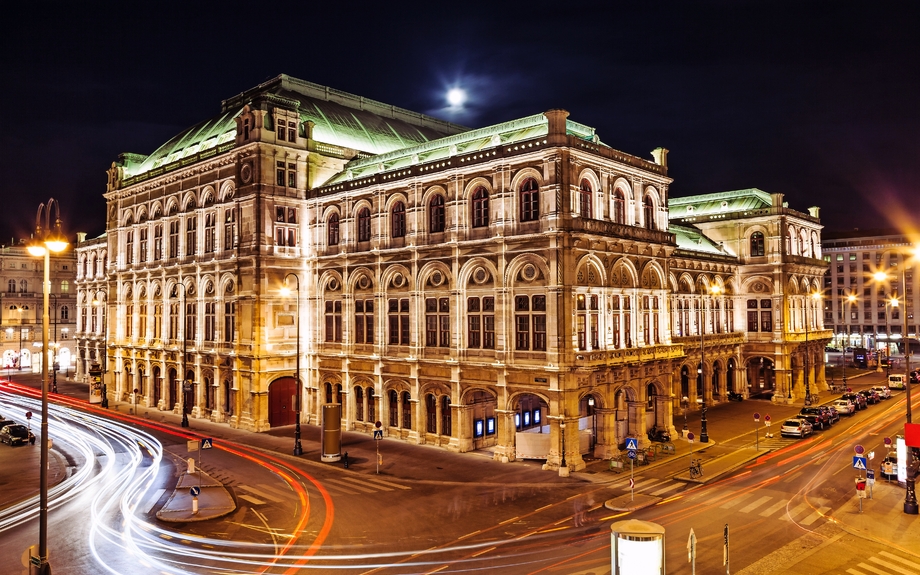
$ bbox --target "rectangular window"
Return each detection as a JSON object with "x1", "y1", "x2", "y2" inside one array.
[
  {"x1": 466, "y1": 296, "x2": 495, "y2": 349},
  {"x1": 154, "y1": 226, "x2": 163, "y2": 260},
  {"x1": 277, "y1": 119, "x2": 286, "y2": 141},
  {"x1": 425, "y1": 297, "x2": 450, "y2": 347},
  {"x1": 515, "y1": 295, "x2": 546, "y2": 351},
  {"x1": 275, "y1": 206, "x2": 298, "y2": 247},
  {"x1": 185, "y1": 301, "x2": 197, "y2": 341},
  {"x1": 126, "y1": 304, "x2": 133, "y2": 338},
  {"x1": 204, "y1": 213, "x2": 215, "y2": 253},
  {"x1": 388, "y1": 298, "x2": 409, "y2": 345},
  {"x1": 223, "y1": 301, "x2": 236, "y2": 343},
  {"x1": 204, "y1": 302, "x2": 215, "y2": 342},
  {"x1": 355, "y1": 300, "x2": 374, "y2": 344},
  {"x1": 138, "y1": 228, "x2": 147, "y2": 263},
  {"x1": 760, "y1": 299, "x2": 773, "y2": 332},
  {"x1": 169, "y1": 302, "x2": 179, "y2": 340},
  {"x1": 277, "y1": 161, "x2": 285, "y2": 186},
  {"x1": 325, "y1": 300, "x2": 342, "y2": 342},
  {"x1": 185, "y1": 217, "x2": 197, "y2": 256},
  {"x1": 224, "y1": 209, "x2": 237, "y2": 250},
  {"x1": 125, "y1": 231, "x2": 134, "y2": 264}
]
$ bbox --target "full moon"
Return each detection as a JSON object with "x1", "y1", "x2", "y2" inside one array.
[{"x1": 446, "y1": 88, "x2": 466, "y2": 107}]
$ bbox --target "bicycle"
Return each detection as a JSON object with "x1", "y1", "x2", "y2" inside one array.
[
  {"x1": 689, "y1": 458, "x2": 703, "y2": 479},
  {"x1": 805, "y1": 393, "x2": 821, "y2": 406}
]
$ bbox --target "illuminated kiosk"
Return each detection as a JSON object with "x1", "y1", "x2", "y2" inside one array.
[
  {"x1": 321, "y1": 403, "x2": 342, "y2": 462},
  {"x1": 610, "y1": 519, "x2": 665, "y2": 575}
]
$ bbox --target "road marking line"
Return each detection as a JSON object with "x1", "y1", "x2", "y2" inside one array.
[
  {"x1": 499, "y1": 516, "x2": 520, "y2": 525},
  {"x1": 780, "y1": 501, "x2": 811, "y2": 521},
  {"x1": 799, "y1": 505, "x2": 830, "y2": 526},
  {"x1": 739, "y1": 495, "x2": 773, "y2": 513},
  {"x1": 856, "y1": 562, "x2": 895, "y2": 575},
  {"x1": 720, "y1": 493, "x2": 754, "y2": 509},
  {"x1": 238, "y1": 494, "x2": 266, "y2": 505},
  {"x1": 869, "y1": 557, "x2": 920, "y2": 575},
  {"x1": 650, "y1": 483, "x2": 683, "y2": 496},
  {"x1": 337, "y1": 476, "x2": 393, "y2": 491},
  {"x1": 880, "y1": 551, "x2": 920, "y2": 570},
  {"x1": 238, "y1": 484, "x2": 284, "y2": 502},
  {"x1": 361, "y1": 477, "x2": 412, "y2": 490},
  {"x1": 846, "y1": 570, "x2": 867, "y2": 575},
  {"x1": 783, "y1": 471, "x2": 803, "y2": 483},
  {"x1": 247, "y1": 482, "x2": 294, "y2": 499},
  {"x1": 636, "y1": 480, "x2": 665, "y2": 492},
  {"x1": 324, "y1": 478, "x2": 377, "y2": 493},
  {"x1": 318, "y1": 483, "x2": 360, "y2": 495},
  {"x1": 142, "y1": 488, "x2": 165, "y2": 514},
  {"x1": 759, "y1": 499, "x2": 788, "y2": 517}
]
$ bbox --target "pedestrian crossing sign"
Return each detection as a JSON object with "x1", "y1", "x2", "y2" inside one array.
[
  {"x1": 625, "y1": 437, "x2": 638, "y2": 451},
  {"x1": 852, "y1": 456, "x2": 867, "y2": 470},
  {"x1": 202, "y1": 438, "x2": 213, "y2": 450},
  {"x1": 374, "y1": 430, "x2": 383, "y2": 440}
]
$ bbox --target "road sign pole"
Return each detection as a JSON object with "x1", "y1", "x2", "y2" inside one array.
[{"x1": 630, "y1": 458, "x2": 634, "y2": 501}]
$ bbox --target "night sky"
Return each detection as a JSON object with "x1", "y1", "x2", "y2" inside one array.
[{"x1": 2, "y1": 1, "x2": 917, "y2": 243}]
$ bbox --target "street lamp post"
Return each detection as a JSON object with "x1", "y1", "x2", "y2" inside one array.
[
  {"x1": 843, "y1": 294, "x2": 856, "y2": 386},
  {"x1": 173, "y1": 283, "x2": 190, "y2": 428},
  {"x1": 804, "y1": 292, "x2": 820, "y2": 406},
  {"x1": 281, "y1": 273, "x2": 303, "y2": 455},
  {"x1": 27, "y1": 197, "x2": 67, "y2": 575},
  {"x1": 874, "y1": 260, "x2": 919, "y2": 515},
  {"x1": 61, "y1": 328, "x2": 69, "y2": 378},
  {"x1": 93, "y1": 295, "x2": 108, "y2": 409},
  {"x1": 699, "y1": 286, "x2": 719, "y2": 443}
]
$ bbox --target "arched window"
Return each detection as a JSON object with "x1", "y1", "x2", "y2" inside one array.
[
  {"x1": 426, "y1": 394, "x2": 437, "y2": 433},
  {"x1": 391, "y1": 202, "x2": 406, "y2": 238},
  {"x1": 613, "y1": 190, "x2": 626, "y2": 224},
  {"x1": 355, "y1": 386, "x2": 364, "y2": 421},
  {"x1": 357, "y1": 208, "x2": 371, "y2": 242},
  {"x1": 367, "y1": 387, "x2": 376, "y2": 422},
  {"x1": 388, "y1": 389, "x2": 399, "y2": 427},
  {"x1": 520, "y1": 178, "x2": 539, "y2": 222},
  {"x1": 750, "y1": 231, "x2": 765, "y2": 256},
  {"x1": 472, "y1": 187, "x2": 490, "y2": 228},
  {"x1": 643, "y1": 195, "x2": 656, "y2": 230},
  {"x1": 7, "y1": 280, "x2": 14, "y2": 292},
  {"x1": 328, "y1": 213, "x2": 340, "y2": 246},
  {"x1": 19, "y1": 280, "x2": 27, "y2": 293},
  {"x1": 429, "y1": 195, "x2": 445, "y2": 233},
  {"x1": 579, "y1": 179, "x2": 592, "y2": 217},
  {"x1": 441, "y1": 395, "x2": 451, "y2": 436},
  {"x1": 401, "y1": 391, "x2": 412, "y2": 429}
]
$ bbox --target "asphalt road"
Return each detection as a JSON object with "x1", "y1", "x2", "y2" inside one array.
[{"x1": 1, "y1": 370, "x2": 919, "y2": 574}]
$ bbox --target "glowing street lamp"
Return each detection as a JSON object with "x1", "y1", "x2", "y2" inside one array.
[
  {"x1": 26, "y1": 197, "x2": 67, "y2": 575},
  {"x1": 873, "y1": 251, "x2": 919, "y2": 515},
  {"x1": 281, "y1": 274, "x2": 303, "y2": 456}
]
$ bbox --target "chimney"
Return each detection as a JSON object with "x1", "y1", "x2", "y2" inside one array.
[
  {"x1": 651, "y1": 147, "x2": 669, "y2": 168},
  {"x1": 544, "y1": 109, "x2": 570, "y2": 138}
]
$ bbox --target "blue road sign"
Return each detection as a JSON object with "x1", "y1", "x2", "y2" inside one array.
[
  {"x1": 625, "y1": 437, "x2": 638, "y2": 451},
  {"x1": 373, "y1": 430, "x2": 383, "y2": 440},
  {"x1": 853, "y1": 456, "x2": 867, "y2": 470},
  {"x1": 201, "y1": 438, "x2": 213, "y2": 449},
  {"x1": 190, "y1": 486, "x2": 201, "y2": 496},
  {"x1": 867, "y1": 469, "x2": 875, "y2": 480},
  {"x1": 627, "y1": 449, "x2": 637, "y2": 459}
]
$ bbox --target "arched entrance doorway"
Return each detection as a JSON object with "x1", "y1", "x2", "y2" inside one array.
[
  {"x1": 168, "y1": 368, "x2": 178, "y2": 409},
  {"x1": 152, "y1": 365, "x2": 161, "y2": 406},
  {"x1": 747, "y1": 357, "x2": 776, "y2": 398},
  {"x1": 579, "y1": 393, "x2": 598, "y2": 452},
  {"x1": 269, "y1": 376, "x2": 297, "y2": 427},
  {"x1": 512, "y1": 392, "x2": 547, "y2": 459}
]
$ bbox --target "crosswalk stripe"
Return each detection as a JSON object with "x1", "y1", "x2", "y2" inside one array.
[
  {"x1": 799, "y1": 505, "x2": 830, "y2": 525},
  {"x1": 238, "y1": 484, "x2": 284, "y2": 503},
  {"x1": 739, "y1": 495, "x2": 773, "y2": 513},
  {"x1": 869, "y1": 556, "x2": 920, "y2": 575},
  {"x1": 780, "y1": 501, "x2": 810, "y2": 521},
  {"x1": 362, "y1": 476, "x2": 412, "y2": 490},
  {"x1": 636, "y1": 480, "x2": 666, "y2": 492},
  {"x1": 846, "y1": 569, "x2": 868, "y2": 575},
  {"x1": 650, "y1": 482, "x2": 683, "y2": 496},
  {"x1": 238, "y1": 494, "x2": 266, "y2": 505},
  {"x1": 880, "y1": 551, "x2": 920, "y2": 571},
  {"x1": 246, "y1": 482, "x2": 295, "y2": 500},
  {"x1": 336, "y1": 476, "x2": 394, "y2": 491},
  {"x1": 856, "y1": 562, "x2": 895, "y2": 575},
  {"x1": 324, "y1": 478, "x2": 378, "y2": 493},
  {"x1": 759, "y1": 499, "x2": 789, "y2": 517},
  {"x1": 633, "y1": 478, "x2": 660, "y2": 489},
  {"x1": 783, "y1": 471, "x2": 803, "y2": 483},
  {"x1": 720, "y1": 493, "x2": 754, "y2": 509},
  {"x1": 317, "y1": 482, "x2": 361, "y2": 495}
]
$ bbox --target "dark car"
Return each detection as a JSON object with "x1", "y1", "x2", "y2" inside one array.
[
  {"x1": 799, "y1": 407, "x2": 830, "y2": 429},
  {"x1": 823, "y1": 405, "x2": 841, "y2": 424},
  {"x1": 825, "y1": 346, "x2": 841, "y2": 353},
  {"x1": 841, "y1": 393, "x2": 867, "y2": 410},
  {"x1": 858, "y1": 389, "x2": 880, "y2": 405},
  {"x1": 0, "y1": 424, "x2": 34, "y2": 446},
  {"x1": 911, "y1": 369, "x2": 920, "y2": 384}
]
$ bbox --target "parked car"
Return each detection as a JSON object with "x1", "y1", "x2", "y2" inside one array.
[
  {"x1": 799, "y1": 407, "x2": 830, "y2": 429},
  {"x1": 841, "y1": 392, "x2": 867, "y2": 410},
  {"x1": 0, "y1": 424, "x2": 34, "y2": 446},
  {"x1": 889, "y1": 374, "x2": 907, "y2": 389},
  {"x1": 825, "y1": 405, "x2": 840, "y2": 423},
  {"x1": 799, "y1": 413, "x2": 826, "y2": 431},
  {"x1": 781, "y1": 418, "x2": 814, "y2": 438},
  {"x1": 880, "y1": 454, "x2": 898, "y2": 479},
  {"x1": 825, "y1": 346, "x2": 841, "y2": 353},
  {"x1": 911, "y1": 369, "x2": 920, "y2": 384},
  {"x1": 870, "y1": 386, "x2": 892, "y2": 399},
  {"x1": 833, "y1": 399, "x2": 855, "y2": 415},
  {"x1": 858, "y1": 389, "x2": 880, "y2": 405}
]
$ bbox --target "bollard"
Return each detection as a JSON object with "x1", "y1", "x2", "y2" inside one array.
[
  {"x1": 188, "y1": 457, "x2": 195, "y2": 474},
  {"x1": 192, "y1": 496, "x2": 199, "y2": 515},
  {"x1": 344, "y1": 452, "x2": 349, "y2": 469}
]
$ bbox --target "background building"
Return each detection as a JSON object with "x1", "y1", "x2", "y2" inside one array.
[
  {"x1": 0, "y1": 241, "x2": 77, "y2": 379},
  {"x1": 75, "y1": 74, "x2": 830, "y2": 470},
  {"x1": 822, "y1": 230, "x2": 918, "y2": 355}
]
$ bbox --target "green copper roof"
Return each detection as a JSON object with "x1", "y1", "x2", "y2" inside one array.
[
  {"x1": 670, "y1": 223, "x2": 735, "y2": 256},
  {"x1": 122, "y1": 74, "x2": 468, "y2": 179},
  {"x1": 322, "y1": 113, "x2": 601, "y2": 185},
  {"x1": 668, "y1": 188, "x2": 773, "y2": 219}
]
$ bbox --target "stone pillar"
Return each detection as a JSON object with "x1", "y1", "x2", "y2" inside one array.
[{"x1": 493, "y1": 409, "x2": 516, "y2": 462}]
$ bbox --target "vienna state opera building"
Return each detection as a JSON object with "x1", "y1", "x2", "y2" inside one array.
[{"x1": 74, "y1": 74, "x2": 829, "y2": 470}]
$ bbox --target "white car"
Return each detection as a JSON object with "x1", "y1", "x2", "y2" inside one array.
[
  {"x1": 781, "y1": 418, "x2": 814, "y2": 438},
  {"x1": 833, "y1": 399, "x2": 855, "y2": 415},
  {"x1": 870, "y1": 386, "x2": 892, "y2": 399}
]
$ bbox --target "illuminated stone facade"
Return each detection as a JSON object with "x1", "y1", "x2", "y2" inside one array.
[{"x1": 75, "y1": 74, "x2": 829, "y2": 469}]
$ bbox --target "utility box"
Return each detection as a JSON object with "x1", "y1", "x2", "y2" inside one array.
[
  {"x1": 88, "y1": 362, "x2": 103, "y2": 404},
  {"x1": 321, "y1": 403, "x2": 342, "y2": 462}
]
